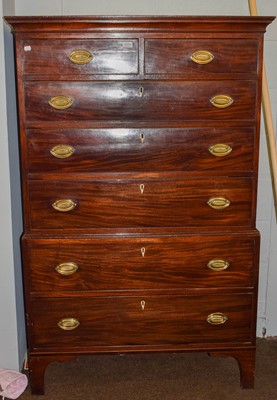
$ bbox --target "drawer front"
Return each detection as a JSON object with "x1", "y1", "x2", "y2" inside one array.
[
  {"x1": 145, "y1": 39, "x2": 258, "y2": 75},
  {"x1": 29, "y1": 294, "x2": 253, "y2": 349},
  {"x1": 24, "y1": 81, "x2": 256, "y2": 123},
  {"x1": 25, "y1": 236, "x2": 258, "y2": 293},
  {"x1": 28, "y1": 178, "x2": 253, "y2": 229},
  {"x1": 27, "y1": 127, "x2": 254, "y2": 175},
  {"x1": 21, "y1": 39, "x2": 139, "y2": 75}
]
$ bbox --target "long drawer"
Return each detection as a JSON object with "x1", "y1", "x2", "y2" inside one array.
[
  {"x1": 29, "y1": 294, "x2": 254, "y2": 349},
  {"x1": 27, "y1": 178, "x2": 253, "y2": 229},
  {"x1": 24, "y1": 235, "x2": 258, "y2": 293},
  {"x1": 26, "y1": 127, "x2": 255, "y2": 175},
  {"x1": 24, "y1": 81, "x2": 257, "y2": 123},
  {"x1": 21, "y1": 39, "x2": 139, "y2": 75}
]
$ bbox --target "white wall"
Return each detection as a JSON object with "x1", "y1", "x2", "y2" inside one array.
[
  {"x1": 0, "y1": 0, "x2": 26, "y2": 370},
  {"x1": 15, "y1": 0, "x2": 251, "y2": 16},
  {"x1": 255, "y1": 1, "x2": 277, "y2": 337},
  {"x1": 1, "y1": 0, "x2": 276, "y2": 369}
]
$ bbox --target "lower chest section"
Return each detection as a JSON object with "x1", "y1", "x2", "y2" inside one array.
[{"x1": 24, "y1": 233, "x2": 259, "y2": 351}]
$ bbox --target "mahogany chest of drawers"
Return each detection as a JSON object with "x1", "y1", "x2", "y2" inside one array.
[{"x1": 5, "y1": 15, "x2": 273, "y2": 393}]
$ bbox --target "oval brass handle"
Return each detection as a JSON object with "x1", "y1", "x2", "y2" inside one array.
[
  {"x1": 207, "y1": 197, "x2": 230, "y2": 210},
  {"x1": 209, "y1": 144, "x2": 232, "y2": 157},
  {"x1": 50, "y1": 145, "x2": 75, "y2": 159},
  {"x1": 48, "y1": 96, "x2": 74, "y2": 110},
  {"x1": 52, "y1": 199, "x2": 77, "y2": 212},
  {"x1": 57, "y1": 317, "x2": 80, "y2": 331},
  {"x1": 68, "y1": 49, "x2": 93, "y2": 65},
  {"x1": 190, "y1": 50, "x2": 214, "y2": 65},
  {"x1": 207, "y1": 259, "x2": 230, "y2": 272},
  {"x1": 207, "y1": 312, "x2": 228, "y2": 325},
  {"x1": 55, "y1": 262, "x2": 79, "y2": 275},
  {"x1": 210, "y1": 95, "x2": 234, "y2": 109}
]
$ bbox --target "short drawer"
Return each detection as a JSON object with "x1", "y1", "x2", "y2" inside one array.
[
  {"x1": 26, "y1": 127, "x2": 255, "y2": 175},
  {"x1": 29, "y1": 294, "x2": 254, "y2": 349},
  {"x1": 145, "y1": 39, "x2": 259, "y2": 75},
  {"x1": 27, "y1": 178, "x2": 253, "y2": 229},
  {"x1": 24, "y1": 235, "x2": 258, "y2": 293},
  {"x1": 24, "y1": 80, "x2": 257, "y2": 123},
  {"x1": 21, "y1": 39, "x2": 138, "y2": 75}
]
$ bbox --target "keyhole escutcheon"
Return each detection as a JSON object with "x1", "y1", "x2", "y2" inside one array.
[
  {"x1": 141, "y1": 300, "x2": 146, "y2": 310},
  {"x1": 138, "y1": 86, "x2": 144, "y2": 97},
  {"x1": 140, "y1": 184, "x2": 145, "y2": 194}
]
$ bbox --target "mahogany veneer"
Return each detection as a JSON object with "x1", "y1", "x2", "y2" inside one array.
[{"x1": 5, "y1": 15, "x2": 274, "y2": 394}]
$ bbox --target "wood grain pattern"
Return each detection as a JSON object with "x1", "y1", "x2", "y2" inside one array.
[
  {"x1": 24, "y1": 81, "x2": 257, "y2": 123},
  {"x1": 26, "y1": 127, "x2": 255, "y2": 175},
  {"x1": 22, "y1": 39, "x2": 139, "y2": 75},
  {"x1": 29, "y1": 294, "x2": 254, "y2": 348},
  {"x1": 145, "y1": 39, "x2": 259, "y2": 75},
  {"x1": 27, "y1": 178, "x2": 253, "y2": 229},
  {"x1": 25, "y1": 235, "x2": 258, "y2": 293}
]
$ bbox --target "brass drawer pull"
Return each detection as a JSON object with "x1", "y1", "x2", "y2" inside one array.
[
  {"x1": 210, "y1": 95, "x2": 234, "y2": 109},
  {"x1": 207, "y1": 197, "x2": 230, "y2": 210},
  {"x1": 57, "y1": 317, "x2": 80, "y2": 331},
  {"x1": 68, "y1": 49, "x2": 93, "y2": 65},
  {"x1": 52, "y1": 199, "x2": 77, "y2": 212},
  {"x1": 207, "y1": 312, "x2": 228, "y2": 325},
  {"x1": 190, "y1": 50, "x2": 214, "y2": 65},
  {"x1": 55, "y1": 262, "x2": 79, "y2": 275},
  {"x1": 50, "y1": 145, "x2": 75, "y2": 159},
  {"x1": 207, "y1": 259, "x2": 230, "y2": 272},
  {"x1": 48, "y1": 96, "x2": 74, "y2": 110},
  {"x1": 209, "y1": 143, "x2": 232, "y2": 157}
]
